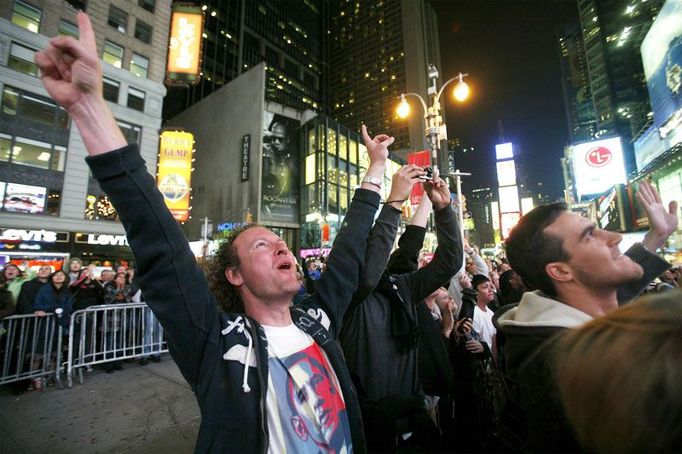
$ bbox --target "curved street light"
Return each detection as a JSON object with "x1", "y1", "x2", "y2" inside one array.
[{"x1": 396, "y1": 64, "x2": 471, "y2": 237}]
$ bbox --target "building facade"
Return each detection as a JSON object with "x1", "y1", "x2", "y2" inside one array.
[
  {"x1": 163, "y1": 0, "x2": 327, "y2": 120},
  {"x1": 0, "y1": 0, "x2": 170, "y2": 267},
  {"x1": 576, "y1": 0, "x2": 663, "y2": 173},
  {"x1": 328, "y1": 0, "x2": 441, "y2": 152}
]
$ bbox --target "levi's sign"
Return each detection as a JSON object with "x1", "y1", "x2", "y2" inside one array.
[
  {"x1": 75, "y1": 233, "x2": 129, "y2": 246},
  {"x1": 0, "y1": 229, "x2": 68, "y2": 243}
]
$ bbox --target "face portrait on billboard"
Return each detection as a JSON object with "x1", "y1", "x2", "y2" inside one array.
[{"x1": 261, "y1": 113, "x2": 300, "y2": 221}]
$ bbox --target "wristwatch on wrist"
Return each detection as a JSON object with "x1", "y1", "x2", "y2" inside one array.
[{"x1": 362, "y1": 175, "x2": 382, "y2": 188}]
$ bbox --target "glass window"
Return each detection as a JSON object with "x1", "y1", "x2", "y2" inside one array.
[
  {"x1": 11, "y1": 0, "x2": 41, "y2": 33},
  {"x1": 8, "y1": 42, "x2": 38, "y2": 77},
  {"x1": 0, "y1": 134, "x2": 11, "y2": 162},
  {"x1": 103, "y1": 41, "x2": 124, "y2": 68},
  {"x1": 102, "y1": 78, "x2": 120, "y2": 103},
  {"x1": 137, "y1": 0, "x2": 155, "y2": 13},
  {"x1": 108, "y1": 5, "x2": 128, "y2": 33},
  {"x1": 305, "y1": 153, "x2": 316, "y2": 185},
  {"x1": 117, "y1": 120, "x2": 142, "y2": 144},
  {"x1": 126, "y1": 87, "x2": 145, "y2": 111},
  {"x1": 130, "y1": 53, "x2": 149, "y2": 78},
  {"x1": 134, "y1": 20, "x2": 152, "y2": 44},
  {"x1": 2, "y1": 86, "x2": 68, "y2": 129},
  {"x1": 307, "y1": 128, "x2": 316, "y2": 156},
  {"x1": 58, "y1": 20, "x2": 79, "y2": 38},
  {"x1": 12, "y1": 137, "x2": 49, "y2": 170}
]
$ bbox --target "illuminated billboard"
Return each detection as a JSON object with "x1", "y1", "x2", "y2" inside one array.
[
  {"x1": 165, "y1": 4, "x2": 204, "y2": 86},
  {"x1": 500, "y1": 212, "x2": 521, "y2": 239},
  {"x1": 2, "y1": 182, "x2": 46, "y2": 214},
  {"x1": 261, "y1": 112, "x2": 300, "y2": 223},
  {"x1": 498, "y1": 185, "x2": 520, "y2": 213},
  {"x1": 571, "y1": 137, "x2": 627, "y2": 199},
  {"x1": 495, "y1": 142, "x2": 514, "y2": 160},
  {"x1": 641, "y1": 0, "x2": 682, "y2": 138},
  {"x1": 521, "y1": 197, "x2": 534, "y2": 215},
  {"x1": 157, "y1": 130, "x2": 194, "y2": 222},
  {"x1": 496, "y1": 160, "x2": 517, "y2": 187},
  {"x1": 490, "y1": 201, "x2": 500, "y2": 229}
]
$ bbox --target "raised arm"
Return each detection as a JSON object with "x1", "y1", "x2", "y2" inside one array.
[
  {"x1": 403, "y1": 176, "x2": 463, "y2": 303},
  {"x1": 351, "y1": 165, "x2": 425, "y2": 304},
  {"x1": 617, "y1": 181, "x2": 676, "y2": 303},
  {"x1": 35, "y1": 12, "x2": 218, "y2": 388},
  {"x1": 303, "y1": 126, "x2": 392, "y2": 334}
]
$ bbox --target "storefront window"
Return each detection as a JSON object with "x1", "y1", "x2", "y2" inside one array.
[
  {"x1": 84, "y1": 193, "x2": 119, "y2": 221},
  {"x1": 0, "y1": 181, "x2": 61, "y2": 216}
]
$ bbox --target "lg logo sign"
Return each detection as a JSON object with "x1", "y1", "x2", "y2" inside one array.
[{"x1": 585, "y1": 147, "x2": 612, "y2": 167}]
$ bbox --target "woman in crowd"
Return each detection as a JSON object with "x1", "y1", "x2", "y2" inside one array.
[
  {"x1": 102, "y1": 272, "x2": 132, "y2": 372},
  {"x1": 32, "y1": 270, "x2": 74, "y2": 389},
  {"x1": 554, "y1": 290, "x2": 681, "y2": 453}
]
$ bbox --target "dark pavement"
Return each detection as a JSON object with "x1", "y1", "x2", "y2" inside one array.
[{"x1": 1, "y1": 357, "x2": 200, "y2": 453}]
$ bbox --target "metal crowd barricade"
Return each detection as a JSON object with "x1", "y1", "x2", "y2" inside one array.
[
  {"x1": 0, "y1": 313, "x2": 66, "y2": 390},
  {"x1": 66, "y1": 303, "x2": 167, "y2": 387}
]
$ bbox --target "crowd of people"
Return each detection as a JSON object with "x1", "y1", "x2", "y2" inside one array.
[
  {"x1": 5, "y1": 11, "x2": 678, "y2": 453},
  {"x1": 0, "y1": 257, "x2": 164, "y2": 390}
]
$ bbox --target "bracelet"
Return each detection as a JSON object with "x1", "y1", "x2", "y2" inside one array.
[{"x1": 382, "y1": 199, "x2": 407, "y2": 205}]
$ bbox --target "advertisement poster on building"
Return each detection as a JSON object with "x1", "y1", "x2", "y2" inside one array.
[
  {"x1": 641, "y1": 0, "x2": 682, "y2": 137},
  {"x1": 261, "y1": 112, "x2": 300, "y2": 223},
  {"x1": 157, "y1": 130, "x2": 194, "y2": 222}
]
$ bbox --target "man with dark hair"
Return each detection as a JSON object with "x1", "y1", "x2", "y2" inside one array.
[
  {"x1": 34, "y1": 13, "x2": 399, "y2": 452},
  {"x1": 495, "y1": 182, "x2": 677, "y2": 451},
  {"x1": 340, "y1": 174, "x2": 462, "y2": 452}
]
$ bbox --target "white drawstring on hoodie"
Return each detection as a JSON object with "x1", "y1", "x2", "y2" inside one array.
[{"x1": 222, "y1": 316, "x2": 253, "y2": 393}]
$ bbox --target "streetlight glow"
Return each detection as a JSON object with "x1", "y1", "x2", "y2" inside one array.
[
  {"x1": 453, "y1": 73, "x2": 470, "y2": 102},
  {"x1": 397, "y1": 95, "x2": 410, "y2": 118}
]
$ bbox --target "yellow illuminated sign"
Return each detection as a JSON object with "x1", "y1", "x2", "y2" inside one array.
[
  {"x1": 157, "y1": 131, "x2": 194, "y2": 222},
  {"x1": 166, "y1": 5, "x2": 204, "y2": 85}
]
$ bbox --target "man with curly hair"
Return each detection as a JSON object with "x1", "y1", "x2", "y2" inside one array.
[{"x1": 34, "y1": 13, "x2": 430, "y2": 453}]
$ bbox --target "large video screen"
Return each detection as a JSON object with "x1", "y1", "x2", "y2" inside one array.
[
  {"x1": 1, "y1": 182, "x2": 46, "y2": 214},
  {"x1": 641, "y1": 0, "x2": 682, "y2": 135},
  {"x1": 571, "y1": 137, "x2": 626, "y2": 199}
]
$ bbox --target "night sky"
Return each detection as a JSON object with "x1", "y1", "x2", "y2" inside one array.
[{"x1": 430, "y1": 0, "x2": 581, "y2": 200}]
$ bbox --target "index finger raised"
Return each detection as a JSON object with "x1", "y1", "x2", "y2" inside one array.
[{"x1": 77, "y1": 12, "x2": 97, "y2": 52}]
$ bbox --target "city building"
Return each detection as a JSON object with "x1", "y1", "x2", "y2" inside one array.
[
  {"x1": 165, "y1": 62, "x2": 402, "y2": 256},
  {"x1": 163, "y1": 0, "x2": 327, "y2": 120},
  {"x1": 328, "y1": 0, "x2": 441, "y2": 153},
  {"x1": 467, "y1": 186, "x2": 495, "y2": 247},
  {"x1": 0, "y1": 0, "x2": 170, "y2": 267},
  {"x1": 576, "y1": 0, "x2": 664, "y2": 173},
  {"x1": 557, "y1": 23, "x2": 598, "y2": 143}
]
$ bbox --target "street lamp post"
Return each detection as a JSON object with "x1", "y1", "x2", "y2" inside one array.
[{"x1": 397, "y1": 64, "x2": 470, "y2": 236}]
